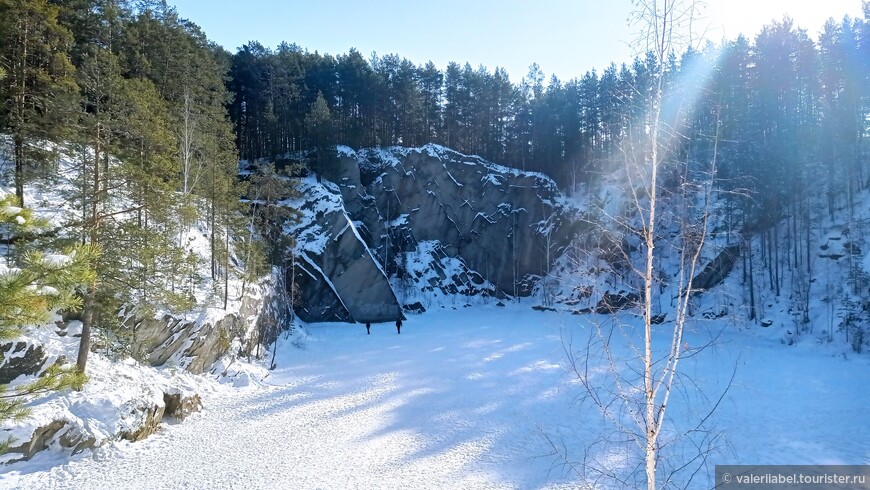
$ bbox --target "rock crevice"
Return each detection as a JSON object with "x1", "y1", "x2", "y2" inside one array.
[{"x1": 287, "y1": 145, "x2": 579, "y2": 322}]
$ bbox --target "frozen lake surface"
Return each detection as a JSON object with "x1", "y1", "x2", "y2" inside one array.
[{"x1": 3, "y1": 305, "x2": 869, "y2": 489}]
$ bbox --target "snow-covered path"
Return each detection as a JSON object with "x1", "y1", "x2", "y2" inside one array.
[{"x1": 3, "y1": 306, "x2": 870, "y2": 489}]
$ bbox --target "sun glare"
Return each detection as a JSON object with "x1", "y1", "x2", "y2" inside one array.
[{"x1": 707, "y1": 0, "x2": 865, "y2": 39}]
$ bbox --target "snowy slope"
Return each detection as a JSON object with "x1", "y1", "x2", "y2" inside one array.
[
  {"x1": 0, "y1": 139, "x2": 282, "y2": 463},
  {"x1": 543, "y1": 163, "x2": 870, "y2": 356},
  {"x1": 0, "y1": 138, "x2": 259, "y2": 335},
  {"x1": 683, "y1": 184, "x2": 870, "y2": 356},
  {"x1": 0, "y1": 324, "x2": 209, "y2": 465}
]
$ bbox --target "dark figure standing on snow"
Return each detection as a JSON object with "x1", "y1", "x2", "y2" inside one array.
[
  {"x1": 396, "y1": 318, "x2": 402, "y2": 334},
  {"x1": 365, "y1": 322, "x2": 371, "y2": 335}
]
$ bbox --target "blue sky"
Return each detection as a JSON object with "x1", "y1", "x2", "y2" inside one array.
[{"x1": 171, "y1": 0, "x2": 865, "y2": 83}]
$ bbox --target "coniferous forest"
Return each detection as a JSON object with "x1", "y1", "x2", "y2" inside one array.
[{"x1": 228, "y1": 10, "x2": 869, "y2": 211}]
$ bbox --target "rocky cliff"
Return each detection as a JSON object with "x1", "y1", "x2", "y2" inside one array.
[
  {"x1": 0, "y1": 268, "x2": 290, "y2": 386},
  {"x1": 127, "y1": 268, "x2": 292, "y2": 374},
  {"x1": 288, "y1": 179, "x2": 402, "y2": 323},
  {"x1": 286, "y1": 145, "x2": 580, "y2": 323}
]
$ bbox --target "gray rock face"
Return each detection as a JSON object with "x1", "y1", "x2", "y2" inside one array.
[
  {"x1": 691, "y1": 244, "x2": 741, "y2": 293},
  {"x1": 287, "y1": 145, "x2": 578, "y2": 322},
  {"x1": 288, "y1": 180, "x2": 402, "y2": 323},
  {"x1": 0, "y1": 342, "x2": 47, "y2": 384},
  {"x1": 129, "y1": 269, "x2": 291, "y2": 374}
]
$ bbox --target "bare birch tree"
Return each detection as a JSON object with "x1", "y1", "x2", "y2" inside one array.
[
  {"x1": 633, "y1": 2, "x2": 716, "y2": 487},
  {"x1": 180, "y1": 89, "x2": 205, "y2": 197},
  {"x1": 556, "y1": 1, "x2": 738, "y2": 488}
]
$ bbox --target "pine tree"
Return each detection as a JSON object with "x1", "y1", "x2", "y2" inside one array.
[
  {"x1": 418, "y1": 61, "x2": 443, "y2": 145},
  {"x1": 0, "y1": 0, "x2": 78, "y2": 206},
  {"x1": 305, "y1": 91, "x2": 335, "y2": 181},
  {"x1": 578, "y1": 70, "x2": 600, "y2": 181},
  {"x1": 49, "y1": 1, "x2": 245, "y2": 370},
  {"x1": 442, "y1": 62, "x2": 464, "y2": 150},
  {"x1": 0, "y1": 196, "x2": 93, "y2": 452}
]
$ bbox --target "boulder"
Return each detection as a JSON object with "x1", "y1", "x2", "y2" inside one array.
[
  {"x1": 531, "y1": 305, "x2": 557, "y2": 312},
  {"x1": 0, "y1": 342, "x2": 47, "y2": 384},
  {"x1": 691, "y1": 244, "x2": 741, "y2": 293},
  {"x1": 163, "y1": 391, "x2": 202, "y2": 421},
  {"x1": 58, "y1": 426, "x2": 97, "y2": 454},
  {"x1": 594, "y1": 291, "x2": 639, "y2": 314},
  {"x1": 6, "y1": 420, "x2": 66, "y2": 461},
  {"x1": 6, "y1": 421, "x2": 101, "y2": 462},
  {"x1": 402, "y1": 302, "x2": 426, "y2": 314},
  {"x1": 119, "y1": 403, "x2": 165, "y2": 442},
  {"x1": 3, "y1": 384, "x2": 201, "y2": 463},
  {"x1": 651, "y1": 313, "x2": 667, "y2": 324}
]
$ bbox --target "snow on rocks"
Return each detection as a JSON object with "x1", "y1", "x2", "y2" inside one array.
[
  {"x1": 0, "y1": 327, "x2": 212, "y2": 465},
  {"x1": 284, "y1": 176, "x2": 402, "y2": 323},
  {"x1": 260, "y1": 145, "x2": 583, "y2": 324},
  {"x1": 393, "y1": 239, "x2": 500, "y2": 310}
]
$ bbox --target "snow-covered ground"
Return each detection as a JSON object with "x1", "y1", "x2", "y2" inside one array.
[{"x1": 2, "y1": 305, "x2": 868, "y2": 489}]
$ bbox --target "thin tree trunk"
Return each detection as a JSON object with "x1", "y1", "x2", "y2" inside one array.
[
  {"x1": 767, "y1": 229, "x2": 775, "y2": 292},
  {"x1": 77, "y1": 287, "x2": 96, "y2": 372},
  {"x1": 643, "y1": 76, "x2": 663, "y2": 490},
  {"x1": 805, "y1": 201, "x2": 811, "y2": 275},
  {"x1": 13, "y1": 20, "x2": 28, "y2": 205},
  {"x1": 748, "y1": 239, "x2": 756, "y2": 321},
  {"x1": 792, "y1": 203, "x2": 798, "y2": 271},
  {"x1": 78, "y1": 125, "x2": 102, "y2": 373},
  {"x1": 210, "y1": 179, "x2": 216, "y2": 281},
  {"x1": 223, "y1": 213, "x2": 230, "y2": 310},
  {"x1": 774, "y1": 225, "x2": 780, "y2": 296},
  {"x1": 14, "y1": 136, "x2": 25, "y2": 206}
]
